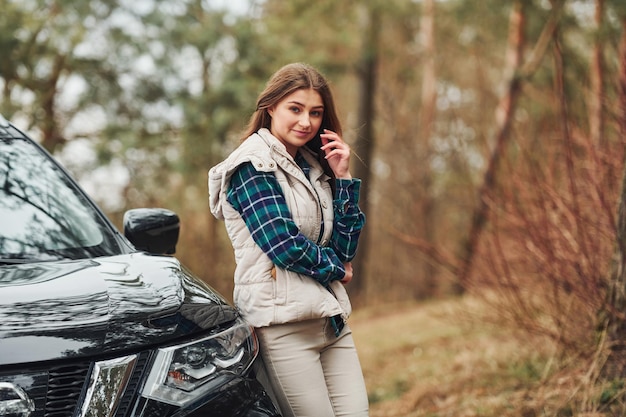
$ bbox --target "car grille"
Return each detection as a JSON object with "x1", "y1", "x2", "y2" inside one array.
[
  {"x1": 0, "y1": 352, "x2": 150, "y2": 417},
  {"x1": 46, "y1": 363, "x2": 91, "y2": 417}
]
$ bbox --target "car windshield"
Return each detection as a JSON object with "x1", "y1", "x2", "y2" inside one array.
[{"x1": 0, "y1": 132, "x2": 121, "y2": 262}]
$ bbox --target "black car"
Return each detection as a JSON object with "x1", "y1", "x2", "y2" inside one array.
[{"x1": 0, "y1": 114, "x2": 281, "y2": 417}]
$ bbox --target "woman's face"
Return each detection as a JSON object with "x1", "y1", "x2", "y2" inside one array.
[{"x1": 268, "y1": 88, "x2": 324, "y2": 157}]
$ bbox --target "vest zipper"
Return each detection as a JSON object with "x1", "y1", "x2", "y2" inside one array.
[{"x1": 312, "y1": 186, "x2": 325, "y2": 246}]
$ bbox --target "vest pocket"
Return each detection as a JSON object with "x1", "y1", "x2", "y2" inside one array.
[{"x1": 273, "y1": 267, "x2": 288, "y2": 306}]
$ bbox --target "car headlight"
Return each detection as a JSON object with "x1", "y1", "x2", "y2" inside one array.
[{"x1": 141, "y1": 319, "x2": 258, "y2": 407}]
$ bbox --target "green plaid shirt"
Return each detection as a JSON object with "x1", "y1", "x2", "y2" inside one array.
[{"x1": 226, "y1": 154, "x2": 365, "y2": 286}]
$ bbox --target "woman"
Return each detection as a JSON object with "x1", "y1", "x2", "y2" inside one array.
[{"x1": 208, "y1": 63, "x2": 368, "y2": 417}]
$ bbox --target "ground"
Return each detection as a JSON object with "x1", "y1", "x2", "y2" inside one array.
[{"x1": 349, "y1": 296, "x2": 619, "y2": 417}]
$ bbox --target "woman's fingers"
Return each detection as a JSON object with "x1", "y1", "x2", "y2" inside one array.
[
  {"x1": 320, "y1": 131, "x2": 348, "y2": 156},
  {"x1": 319, "y1": 129, "x2": 352, "y2": 179},
  {"x1": 320, "y1": 129, "x2": 342, "y2": 147},
  {"x1": 340, "y1": 262, "x2": 353, "y2": 284}
]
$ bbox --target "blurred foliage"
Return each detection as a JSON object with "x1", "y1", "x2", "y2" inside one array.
[
  {"x1": 0, "y1": 0, "x2": 625, "y2": 320},
  {"x1": 5, "y1": 0, "x2": 626, "y2": 410}
]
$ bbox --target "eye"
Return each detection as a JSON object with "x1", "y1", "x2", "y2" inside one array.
[
  {"x1": 311, "y1": 110, "x2": 323, "y2": 117},
  {"x1": 289, "y1": 106, "x2": 301, "y2": 113}
]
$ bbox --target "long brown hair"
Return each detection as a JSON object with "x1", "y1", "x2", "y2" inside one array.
[{"x1": 243, "y1": 63, "x2": 342, "y2": 179}]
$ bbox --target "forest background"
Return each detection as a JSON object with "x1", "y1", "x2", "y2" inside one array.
[{"x1": 4, "y1": 0, "x2": 626, "y2": 414}]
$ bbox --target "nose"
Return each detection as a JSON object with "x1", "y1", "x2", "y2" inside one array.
[{"x1": 298, "y1": 113, "x2": 311, "y2": 128}]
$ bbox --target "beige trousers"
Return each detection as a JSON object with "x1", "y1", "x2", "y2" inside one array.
[{"x1": 255, "y1": 318, "x2": 369, "y2": 417}]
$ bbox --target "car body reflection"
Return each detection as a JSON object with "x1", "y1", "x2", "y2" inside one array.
[
  {"x1": 0, "y1": 116, "x2": 280, "y2": 416},
  {"x1": 0, "y1": 254, "x2": 237, "y2": 365}
]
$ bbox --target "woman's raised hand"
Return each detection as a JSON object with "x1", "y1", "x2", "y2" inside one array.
[{"x1": 320, "y1": 129, "x2": 352, "y2": 179}]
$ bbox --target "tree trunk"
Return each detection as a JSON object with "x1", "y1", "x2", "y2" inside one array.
[
  {"x1": 602, "y1": 15, "x2": 626, "y2": 379},
  {"x1": 457, "y1": 0, "x2": 526, "y2": 289},
  {"x1": 349, "y1": 5, "x2": 380, "y2": 304},
  {"x1": 415, "y1": 0, "x2": 438, "y2": 297},
  {"x1": 589, "y1": 0, "x2": 605, "y2": 146}
]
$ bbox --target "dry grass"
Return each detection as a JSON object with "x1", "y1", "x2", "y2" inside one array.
[{"x1": 349, "y1": 296, "x2": 626, "y2": 417}]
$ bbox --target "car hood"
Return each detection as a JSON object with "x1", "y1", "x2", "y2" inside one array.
[{"x1": 0, "y1": 253, "x2": 237, "y2": 366}]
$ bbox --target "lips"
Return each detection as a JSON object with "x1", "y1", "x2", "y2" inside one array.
[{"x1": 292, "y1": 130, "x2": 312, "y2": 139}]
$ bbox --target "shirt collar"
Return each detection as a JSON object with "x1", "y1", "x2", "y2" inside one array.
[{"x1": 295, "y1": 152, "x2": 311, "y2": 179}]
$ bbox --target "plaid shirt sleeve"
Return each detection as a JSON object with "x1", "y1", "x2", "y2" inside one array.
[
  {"x1": 226, "y1": 162, "x2": 346, "y2": 286},
  {"x1": 330, "y1": 178, "x2": 366, "y2": 262}
]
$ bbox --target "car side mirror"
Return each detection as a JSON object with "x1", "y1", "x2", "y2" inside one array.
[{"x1": 123, "y1": 208, "x2": 180, "y2": 255}]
